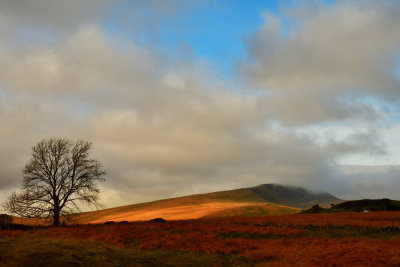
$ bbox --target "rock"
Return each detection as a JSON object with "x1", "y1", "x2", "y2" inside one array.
[{"x1": 149, "y1": 218, "x2": 166, "y2": 223}]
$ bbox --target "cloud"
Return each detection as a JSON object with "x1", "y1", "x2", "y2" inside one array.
[
  {"x1": 104, "y1": 0, "x2": 206, "y2": 44},
  {"x1": 238, "y1": 0, "x2": 400, "y2": 124},
  {"x1": 0, "y1": 25, "x2": 274, "y2": 206},
  {"x1": 326, "y1": 165, "x2": 400, "y2": 200},
  {"x1": 0, "y1": 0, "x2": 115, "y2": 35},
  {"x1": 1, "y1": 0, "x2": 400, "y2": 210}
]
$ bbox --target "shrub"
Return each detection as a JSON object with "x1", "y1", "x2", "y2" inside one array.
[{"x1": 0, "y1": 214, "x2": 13, "y2": 225}]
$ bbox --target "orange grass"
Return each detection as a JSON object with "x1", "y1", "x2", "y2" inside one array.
[
  {"x1": 3, "y1": 211, "x2": 400, "y2": 266},
  {"x1": 231, "y1": 211, "x2": 400, "y2": 228},
  {"x1": 74, "y1": 201, "x2": 299, "y2": 224},
  {"x1": 11, "y1": 217, "x2": 49, "y2": 226},
  {"x1": 0, "y1": 230, "x2": 23, "y2": 237}
]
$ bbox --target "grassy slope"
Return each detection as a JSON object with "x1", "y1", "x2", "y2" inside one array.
[
  {"x1": 74, "y1": 187, "x2": 302, "y2": 223},
  {"x1": 16, "y1": 184, "x2": 339, "y2": 224},
  {"x1": 72, "y1": 184, "x2": 341, "y2": 223},
  {"x1": 203, "y1": 203, "x2": 301, "y2": 218}
]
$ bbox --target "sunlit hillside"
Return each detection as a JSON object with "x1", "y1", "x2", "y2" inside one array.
[{"x1": 70, "y1": 184, "x2": 340, "y2": 223}]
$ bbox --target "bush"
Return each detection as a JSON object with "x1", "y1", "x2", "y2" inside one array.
[{"x1": 0, "y1": 214, "x2": 13, "y2": 225}]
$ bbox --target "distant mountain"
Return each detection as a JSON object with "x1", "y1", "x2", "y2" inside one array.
[
  {"x1": 70, "y1": 184, "x2": 339, "y2": 223},
  {"x1": 249, "y1": 184, "x2": 340, "y2": 209}
]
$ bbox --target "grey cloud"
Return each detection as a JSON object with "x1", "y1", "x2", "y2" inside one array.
[
  {"x1": 106, "y1": 0, "x2": 206, "y2": 46},
  {"x1": 0, "y1": 25, "x2": 275, "y2": 206},
  {"x1": 0, "y1": 1, "x2": 399, "y2": 210},
  {"x1": 326, "y1": 130, "x2": 386, "y2": 157},
  {"x1": 324, "y1": 165, "x2": 400, "y2": 200},
  {"x1": 0, "y1": 0, "x2": 115, "y2": 34},
  {"x1": 238, "y1": 0, "x2": 400, "y2": 124}
]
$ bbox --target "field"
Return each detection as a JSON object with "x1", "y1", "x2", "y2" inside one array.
[{"x1": 2, "y1": 211, "x2": 400, "y2": 266}]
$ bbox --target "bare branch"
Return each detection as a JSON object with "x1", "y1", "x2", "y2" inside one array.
[{"x1": 4, "y1": 138, "x2": 106, "y2": 226}]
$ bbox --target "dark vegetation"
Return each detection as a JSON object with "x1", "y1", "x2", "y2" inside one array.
[
  {"x1": 149, "y1": 218, "x2": 167, "y2": 223},
  {"x1": 0, "y1": 214, "x2": 12, "y2": 225},
  {"x1": 0, "y1": 234, "x2": 239, "y2": 267},
  {"x1": 332, "y1": 198, "x2": 400, "y2": 212},
  {"x1": 303, "y1": 199, "x2": 400, "y2": 213}
]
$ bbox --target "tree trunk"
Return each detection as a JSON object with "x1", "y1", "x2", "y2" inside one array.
[{"x1": 53, "y1": 209, "x2": 60, "y2": 226}]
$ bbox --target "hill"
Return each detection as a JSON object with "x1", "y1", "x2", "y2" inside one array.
[
  {"x1": 70, "y1": 184, "x2": 339, "y2": 223},
  {"x1": 249, "y1": 184, "x2": 340, "y2": 208}
]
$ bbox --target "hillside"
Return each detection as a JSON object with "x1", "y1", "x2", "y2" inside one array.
[{"x1": 70, "y1": 184, "x2": 339, "y2": 223}]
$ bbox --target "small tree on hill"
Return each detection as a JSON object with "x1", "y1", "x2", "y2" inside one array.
[{"x1": 3, "y1": 138, "x2": 106, "y2": 226}]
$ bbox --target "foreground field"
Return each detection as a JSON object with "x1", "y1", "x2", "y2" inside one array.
[{"x1": 2, "y1": 211, "x2": 400, "y2": 266}]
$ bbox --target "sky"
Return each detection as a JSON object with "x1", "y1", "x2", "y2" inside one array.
[{"x1": 0, "y1": 0, "x2": 400, "y2": 209}]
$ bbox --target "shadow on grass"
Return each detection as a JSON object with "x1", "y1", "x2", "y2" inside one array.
[{"x1": 0, "y1": 232, "x2": 247, "y2": 267}]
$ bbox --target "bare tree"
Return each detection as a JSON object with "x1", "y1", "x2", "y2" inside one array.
[{"x1": 4, "y1": 138, "x2": 106, "y2": 226}]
